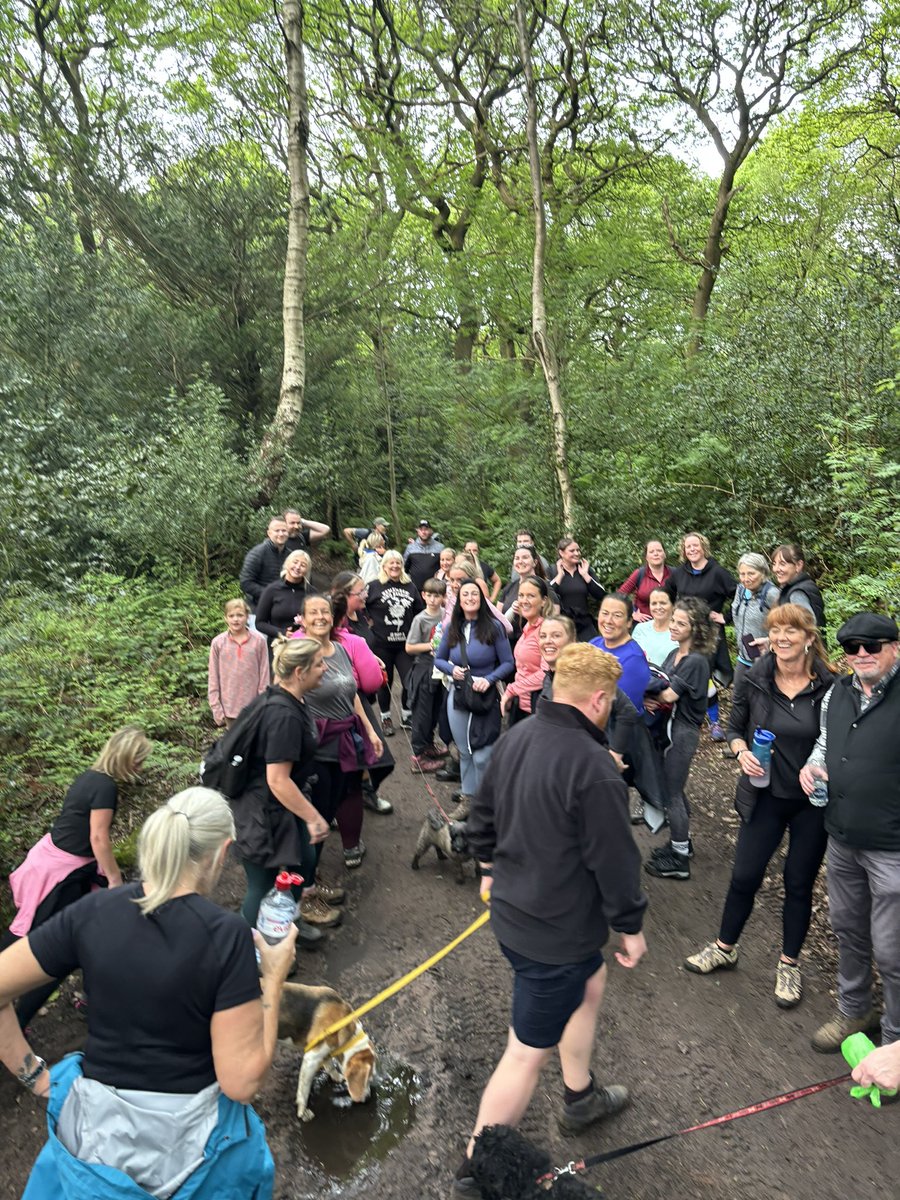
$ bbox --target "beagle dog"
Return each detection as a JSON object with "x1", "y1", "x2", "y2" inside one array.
[{"x1": 278, "y1": 983, "x2": 376, "y2": 1121}]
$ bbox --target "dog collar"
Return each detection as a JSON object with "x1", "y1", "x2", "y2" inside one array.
[{"x1": 331, "y1": 1029, "x2": 371, "y2": 1068}]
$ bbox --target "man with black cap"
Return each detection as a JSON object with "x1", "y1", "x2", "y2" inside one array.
[
  {"x1": 403, "y1": 519, "x2": 444, "y2": 591},
  {"x1": 799, "y1": 611, "x2": 900, "y2": 1053},
  {"x1": 342, "y1": 516, "x2": 390, "y2": 553}
]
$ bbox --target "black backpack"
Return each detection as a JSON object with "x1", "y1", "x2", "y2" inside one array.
[{"x1": 199, "y1": 688, "x2": 294, "y2": 799}]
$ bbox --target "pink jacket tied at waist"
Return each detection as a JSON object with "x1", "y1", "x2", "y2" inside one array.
[
  {"x1": 9, "y1": 833, "x2": 101, "y2": 936},
  {"x1": 314, "y1": 714, "x2": 379, "y2": 773}
]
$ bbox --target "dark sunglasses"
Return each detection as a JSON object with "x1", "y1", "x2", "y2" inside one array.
[{"x1": 841, "y1": 639, "x2": 888, "y2": 656}]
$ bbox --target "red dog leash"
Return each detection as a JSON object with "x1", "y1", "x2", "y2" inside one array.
[{"x1": 541, "y1": 1073, "x2": 850, "y2": 1182}]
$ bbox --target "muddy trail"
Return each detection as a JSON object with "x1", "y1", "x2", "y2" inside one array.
[{"x1": 2, "y1": 728, "x2": 897, "y2": 1199}]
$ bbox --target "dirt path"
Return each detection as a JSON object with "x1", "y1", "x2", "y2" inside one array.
[{"x1": 2, "y1": 734, "x2": 897, "y2": 1199}]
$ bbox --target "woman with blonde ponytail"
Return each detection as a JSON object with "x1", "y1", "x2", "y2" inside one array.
[{"x1": 0, "y1": 787, "x2": 295, "y2": 1200}]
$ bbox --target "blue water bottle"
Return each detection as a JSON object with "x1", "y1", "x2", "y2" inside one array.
[{"x1": 750, "y1": 728, "x2": 776, "y2": 789}]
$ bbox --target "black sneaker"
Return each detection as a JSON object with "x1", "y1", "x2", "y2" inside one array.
[
  {"x1": 650, "y1": 837, "x2": 693, "y2": 860},
  {"x1": 436, "y1": 760, "x2": 461, "y2": 782},
  {"x1": 558, "y1": 1083, "x2": 630, "y2": 1135},
  {"x1": 644, "y1": 846, "x2": 690, "y2": 880}
]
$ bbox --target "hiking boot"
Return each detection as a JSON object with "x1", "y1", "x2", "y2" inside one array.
[
  {"x1": 436, "y1": 760, "x2": 461, "y2": 782},
  {"x1": 774, "y1": 961, "x2": 802, "y2": 1009},
  {"x1": 709, "y1": 721, "x2": 726, "y2": 741},
  {"x1": 411, "y1": 754, "x2": 443, "y2": 774},
  {"x1": 344, "y1": 841, "x2": 366, "y2": 869},
  {"x1": 811, "y1": 1008, "x2": 881, "y2": 1053},
  {"x1": 310, "y1": 880, "x2": 345, "y2": 905},
  {"x1": 381, "y1": 716, "x2": 395, "y2": 737},
  {"x1": 685, "y1": 941, "x2": 739, "y2": 975},
  {"x1": 644, "y1": 845, "x2": 690, "y2": 880},
  {"x1": 448, "y1": 794, "x2": 471, "y2": 821},
  {"x1": 362, "y1": 783, "x2": 393, "y2": 813},
  {"x1": 650, "y1": 837, "x2": 693, "y2": 860},
  {"x1": 300, "y1": 894, "x2": 343, "y2": 927},
  {"x1": 295, "y1": 920, "x2": 324, "y2": 950},
  {"x1": 558, "y1": 1083, "x2": 630, "y2": 1136}
]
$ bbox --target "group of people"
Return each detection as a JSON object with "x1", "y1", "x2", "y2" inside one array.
[{"x1": 1, "y1": 511, "x2": 897, "y2": 1200}]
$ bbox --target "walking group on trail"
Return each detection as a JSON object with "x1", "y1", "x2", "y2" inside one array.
[{"x1": 1, "y1": 509, "x2": 898, "y2": 1200}]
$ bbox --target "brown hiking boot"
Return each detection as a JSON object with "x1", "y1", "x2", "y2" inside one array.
[
  {"x1": 810, "y1": 1008, "x2": 880, "y2": 1053},
  {"x1": 299, "y1": 894, "x2": 343, "y2": 927}
]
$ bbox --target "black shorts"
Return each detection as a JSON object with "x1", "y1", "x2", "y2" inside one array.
[{"x1": 501, "y1": 945, "x2": 605, "y2": 1049}]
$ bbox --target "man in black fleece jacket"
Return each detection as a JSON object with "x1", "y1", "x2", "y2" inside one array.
[{"x1": 455, "y1": 644, "x2": 648, "y2": 1196}]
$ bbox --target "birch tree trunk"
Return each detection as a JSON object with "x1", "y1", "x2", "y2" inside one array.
[
  {"x1": 514, "y1": 2, "x2": 575, "y2": 531},
  {"x1": 254, "y1": 0, "x2": 310, "y2": 505}
]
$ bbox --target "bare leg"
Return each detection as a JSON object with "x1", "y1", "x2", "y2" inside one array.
[
  {"x1": 465, "y1": 1028, "x2": 552, "y2": 1156},
  {"x1": 556, "y1": 963, "x2": 608, "y2": 1092}
]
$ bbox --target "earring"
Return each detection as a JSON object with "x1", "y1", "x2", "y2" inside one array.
[{"x1": 804, "y1": 644, "x2": 812, "y2": 652}]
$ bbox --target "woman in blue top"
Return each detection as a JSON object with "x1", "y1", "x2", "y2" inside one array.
[
  {"x1": 435, "y1": 581, "x2": 514, "y2": 809},
  {"x1": 591, "y1": 593, "x2": 651, "y2": 714}
]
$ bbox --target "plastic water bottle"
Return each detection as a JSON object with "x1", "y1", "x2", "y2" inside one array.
[
  {"x1": 256, "y1": 871, "x2": 302, "y2": 945},
  {"x1": 750, "y1": 728, "x2": 776, "y2": 789},
  {"x1": 809, "y1": 766, "x2": 829, "y2": 808}
]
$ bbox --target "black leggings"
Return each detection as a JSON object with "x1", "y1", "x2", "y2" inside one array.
[
  {"x1": 718, "y1": 791, "x2": 828, "y2": 959},
  {"x1": 374, "y1": 643, "x2": 413, "y2": 714}
]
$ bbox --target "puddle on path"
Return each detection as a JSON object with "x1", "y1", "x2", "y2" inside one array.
[{"x1": 294, "y1": 1055, "x2": 422, "y2": 1193}]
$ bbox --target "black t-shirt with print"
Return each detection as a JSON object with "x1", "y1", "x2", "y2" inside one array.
[{"x1": 366, "y1": 581, "x2": 423, "y2": 645}]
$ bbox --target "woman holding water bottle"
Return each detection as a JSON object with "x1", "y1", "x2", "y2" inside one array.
[{"x1": 684, "y1": 604, "x2": 836, "y2": 1007}]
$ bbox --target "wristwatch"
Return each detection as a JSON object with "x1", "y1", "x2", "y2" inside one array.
[{"x1": 17, "y1": 1053, "x2": 47, "y2": 1091}]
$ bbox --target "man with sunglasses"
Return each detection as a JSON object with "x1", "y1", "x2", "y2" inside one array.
[{"x1": 799, "y1": 613, "x2": 900, "y2": 1054}]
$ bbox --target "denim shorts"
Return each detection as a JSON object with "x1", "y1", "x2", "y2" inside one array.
[{"x1": 500, "y1": 944, "x2": 605, "y2": 1049}]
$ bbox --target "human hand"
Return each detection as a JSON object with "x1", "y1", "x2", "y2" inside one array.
[
  {"x1": 368, "y1": 732, "x2": 384, "y2": 759},
  {"x1": 634, "y1": 611, "x2": 651, "y2": 622},
  {"x1": 375, "y1": 656, "x2": 386, "y2": 670},
  {"x1": 798, "y1": 764, "x2": 823, "y2": 797},
  {"x1": 500, "y1": 691, "x2": 512, "y2": 715},
  {"x1": 471, "y1": 676, "x2": 490, "y2": 693},
  {"x1": 615, "y1": 931, "x2": 647, "y2": 969},
  {"x1": 737, "y1": 748, "x2": 765, "y2": 778},
  {"x1": 452, "y1": 666, "x2": 467, "y2": 681},
  {"x1": 609, "y1": 751, "x2": 626, "y2": 773},
  {"x1": 305, "y1": 814, "x2": 330, "y2": 844},
  {"x1": 710, "y1": 610, "x2": 726, "y2": 625},
  {"x1": 107, "y1": 874, "x2": 124, "y2": 889},
  {"x1": 555, "y1": 560, "x2": 564, "y2": 579},
  {"x1": 479, "y1": 873, "x2": 493, "y2": 903},
  {"x1": 644, "y1": 698, "x2": 659, "y2": 714},
  {"x1": 851, "y1": 1042, "x2": 900, "y2": 1093},
  {"x1": 254, "y1": 925, "x2": 299, "y2": 983},
  {"x1": 577, "y1": 559, "x2": 590, "y2": 578}
]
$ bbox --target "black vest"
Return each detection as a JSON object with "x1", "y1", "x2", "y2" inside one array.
[
  {"x1": 824, "y1": 671, "x2": 900, "y2": 850},
  {"x1": 777, "y1": 574, "x2": 825, "y2": 628}
]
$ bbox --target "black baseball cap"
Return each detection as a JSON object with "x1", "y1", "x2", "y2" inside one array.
[{"x1": 416, "y1": 518, "x2": 433, "y2": 528}]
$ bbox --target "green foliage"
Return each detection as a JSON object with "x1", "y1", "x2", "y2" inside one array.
[{"x1": 0, "y1": 573, "x2": 235, "y2": 874}]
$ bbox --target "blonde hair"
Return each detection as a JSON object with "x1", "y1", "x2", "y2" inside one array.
[
  {"x1": 281, "y1": 549, "x2": 311, "y2": 579},
  {"x1": 272, "y1": 634, "x2": 322, "y2": 680},
  {"x1": 136, "y1": 788, "x2": 234, "y2": 915},
  {"x1": 680, "y1": 531, "x2": 711, "y2": 561},
  {"x1": 552, "y1": 644, "x2": 622, "y2": 702},
  {"x1": 92, "y1": 726, "x2": 151, "y2": 784},
  {"x1": 542, "y1": 614, "x2": 577, "y2": 643},
  {"x1": 450, "y1": 555, "x2": 484, "y2": 583},
  {"x1": 378, "y1": 550, "x2": 410, "y2": 584},
  {"x1": 224, "y1": 598, "x2": 250, "y2": 617}
]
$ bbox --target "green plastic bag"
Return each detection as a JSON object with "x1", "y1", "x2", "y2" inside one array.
[{"x1": 842, "y1": 1032, "x2": 899, "y2": 1108}]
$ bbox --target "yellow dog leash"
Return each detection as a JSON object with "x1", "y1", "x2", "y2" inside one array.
[{"x1": 304, "y1": 905, "x2": 491, "y2": 1052}]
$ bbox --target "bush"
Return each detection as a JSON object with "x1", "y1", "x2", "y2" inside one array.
[{"x1": 0, "y1": 572, "x2": 236, "y2": 881}]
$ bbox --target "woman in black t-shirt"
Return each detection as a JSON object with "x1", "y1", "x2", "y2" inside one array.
[
  {"x1": 644, "y1": 598, "x2": 717, "y2": 882},
  {"x1": 2, "y1": 727, "x2": 151, "y2": 1029},
  {"x1": 0, "y1": 788, "x2": 296, "y2": 1197},
  {"x1": 255, "y1": 550, "x2": 314, "y2": 640},
  {"x1": 235, "y1": 636, "x2": 329, "y2": 945}
]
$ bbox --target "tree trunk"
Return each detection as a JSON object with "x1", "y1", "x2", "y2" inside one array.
[
  {"x1": 514, "y1": 2, "x2": 575, "y2": 530},
  {"x1": 254, "y1": 0, "x2": 310, "y2": 506},
  {"x1": 686, "y1": 161, "x2": 739, "y2": 358}
]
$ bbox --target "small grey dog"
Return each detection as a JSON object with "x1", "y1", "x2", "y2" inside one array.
[{"x1": 411, "y1": 807, "x2": 471, "y2": 883}]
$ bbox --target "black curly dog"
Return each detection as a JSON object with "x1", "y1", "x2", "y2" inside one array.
[{"x1": 471, "y1": 1125, "x2": 601, "y2": 1198}]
